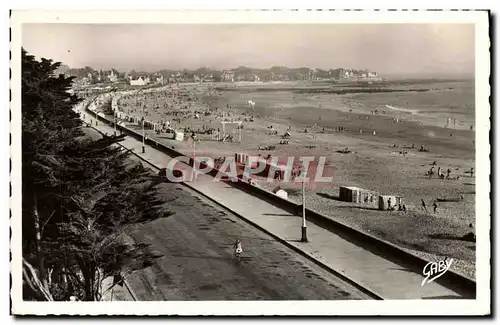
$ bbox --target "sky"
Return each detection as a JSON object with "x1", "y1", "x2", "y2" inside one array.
[{"x1": 22, "y1": 23, "x2": 475, "y2": 77}]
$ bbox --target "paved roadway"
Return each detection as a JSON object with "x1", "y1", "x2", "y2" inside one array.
[{"x1": 83, "y1": 126, "x2": 371, "y2": 300}]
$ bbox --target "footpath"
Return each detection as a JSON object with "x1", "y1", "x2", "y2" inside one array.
[{"x1": 82, "y1": 113, "x2": 465, "y2": 300}]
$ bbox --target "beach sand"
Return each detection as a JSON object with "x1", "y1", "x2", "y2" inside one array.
[{"x1": 114, "y1": 80, "x2": 476, "y2": 278}]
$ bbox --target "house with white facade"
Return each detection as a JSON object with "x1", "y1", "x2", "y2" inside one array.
[
  {"x1": 128, "y1": 76, "x2": 150, "y2": 86},
  {"x1": 221, "y1": 70, "x2": 235, "y2": 82}
]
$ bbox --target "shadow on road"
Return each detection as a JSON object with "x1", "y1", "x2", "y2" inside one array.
[
  {"x1": 387, "y1": 267, "x2": 420, "y2": 275},
  {"x1": 421, "y1": 295, "x2": 463, "y2": 299},
  {"x1": 428, "y1": 233, "x2": 469, "y2": 241},
  {"x1": 171, "y1": 254, "x2": 231, "y2": 261}
]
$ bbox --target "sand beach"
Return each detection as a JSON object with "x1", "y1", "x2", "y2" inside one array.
[{"x1": 111, "y1": 79, "x2": 476, "y2": 278}]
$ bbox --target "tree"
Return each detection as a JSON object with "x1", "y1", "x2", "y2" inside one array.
[
  {"x1": 22, "y1": 48, "x2": 169, "y2": 301},
  {"x1": 22, "y1": 48, "x2": 83, "y2": 297}
]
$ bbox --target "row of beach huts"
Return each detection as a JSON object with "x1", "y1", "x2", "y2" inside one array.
[{"x1": 339, "y1": 186, "x2": 403, "y2": 211}]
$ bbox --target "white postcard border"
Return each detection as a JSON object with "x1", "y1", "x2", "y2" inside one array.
[{"x1": 10, "y1": 9, "x2": 490, "y2": 315}]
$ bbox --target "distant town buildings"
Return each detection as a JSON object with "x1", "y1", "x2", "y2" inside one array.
[
  {"x1": 128, "y1": 76, "x2": 150, "y2": 86},
  {"x1": 154, "y1": 74, "x2": 164, "y2": 84},
  {"x1": 107, "y1": 70, "x2": 118, "y2": 83},
  {"x1": 222, "y1": 70, "x2": 235, "y2": 82},
  {"x1": 67, "y1": 65, "x2": 381, "y2": 87}
]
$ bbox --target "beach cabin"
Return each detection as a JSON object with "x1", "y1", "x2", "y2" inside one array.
[
  {"x1": 174, "y1": 131, "x2": 185, "y2": 141},
  {"x1": 273, "y1": 187, "x2": 288, "y2": 200},
  {"x1": 339, "y1": 186, "x2": 362, "y2": 203},
  {"x1": 339, "y1": 186, "x2": 376, "y2": 204},
  {"x1": 378, "y1": 195, "x2": 404, "y2": 211},
  {"x1": 234, "y1": 153, "x2": 249, "y2": 165}
]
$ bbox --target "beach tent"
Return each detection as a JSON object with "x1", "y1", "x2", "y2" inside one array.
[
  {"x1": 174, "y1": 131, "x2": 185, "y2": 141},
  {"x1": 339, "y1": 186, "x2": 363, "y2": 203},
  {"x1": 234, "y1": 153, "x2": 248, "y2": 165},
  {"x1": 339, "y1": 186, "x2": 376, "y2": 204},
  {"x1": 273, "y1": 187, "x2": 288, "y2": 200},
  {"x1": 378, "y1": 195, "x2": 403, "y2": 210}
]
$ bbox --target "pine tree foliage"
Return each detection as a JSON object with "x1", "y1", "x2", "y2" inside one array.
[{"x1": 21, "y1": 48, "x2": 169, "y2": 301}]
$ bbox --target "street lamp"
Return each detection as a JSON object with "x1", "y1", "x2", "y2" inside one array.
[
  {"x1": 134, "y1": 89, "x2": 146, "y2": 153},
  {"x1": 300, "y1": 167, "x2": 308, "y2": 243},
  {"x1": 114, "y1": 110, "x2": 117, "y2": 136},
  {"x1": 142, "y1": 106, "x2": 146, "y2": 154},
  {"x1": 190, "y1": 134, "x2": 198, "y2": 182}
]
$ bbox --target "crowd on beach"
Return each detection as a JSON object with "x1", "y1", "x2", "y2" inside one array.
[{"x1": 117, "y1": 86, "x2": 260, "y2": 141}]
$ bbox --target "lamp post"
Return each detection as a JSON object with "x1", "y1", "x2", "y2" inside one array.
[
  {"x1": 114, "y1": 110, "x2": 117, "y2": 137},
  {"x1": 190, "y1": 135, "x2": 197, "y2": 182},
  {"x1": 300, "y1": 167, "x2": 308, "y2": 243},
  {"x1": 134, "y1": 88, "x2": 146, "y2": 153},
  {"x1": 142, "y1": 105, "x2": 146, "y2": 154},
  {"x1": 193, "y1": 137, "x2": 196, "y2": 161},
  {"x1": 238, "y1": 122, "x2": 242, "y2": 143}
]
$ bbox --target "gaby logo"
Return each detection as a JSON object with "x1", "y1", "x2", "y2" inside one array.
[{"x1": 421, "y1": 258, "x2": 453, "y2": 286}]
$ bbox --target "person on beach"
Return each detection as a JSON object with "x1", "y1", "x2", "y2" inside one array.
[
  {"x1": 421, "y1": 199, "x2": 428, "y2": 213},
  {"x1": 470, "y1": 167, "x2": 474, "y2": 178},
  {"x1": 433, "y1": 202, "x2": 438, "y2": 213},
  {"x1": 233, "y1": 239, "x2": 243, "y2": 257}
]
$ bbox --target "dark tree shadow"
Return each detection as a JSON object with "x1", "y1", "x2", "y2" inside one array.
[
  {"x1": 428, "y1": 233, "x2": 471, "y2": 242},
  {"x1": 457, "y1": 191, "x2": 476, "y2": 195},
  {"x1": 263, "y1": 213, "x2": 295, "y2": 217},
  {"x1": 387, "y1": 267, "x2": 421, "y2": 275},
  {"x1": 421, "y1": 295, "x2": 464, "y2": 300}
]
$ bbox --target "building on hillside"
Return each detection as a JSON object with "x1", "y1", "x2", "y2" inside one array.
[
  {"x1": 128, "y1": 76, "x2": 150, "y2": 86},
  {"x1": 203, "y1": 74, "x2": 215, "y2": 82},
  {"x1": 248, "y1": 74, "x2": 260, "y2": 82},
  {"x1": 105, "y1": 70, "x2": 118, "y2": 83},
  {"x1": 221, "y1": 70, "x2": 235, "y2": 82},
  {"x1": 155, "y1": 74, "x2": 164, "y2": 84}
]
